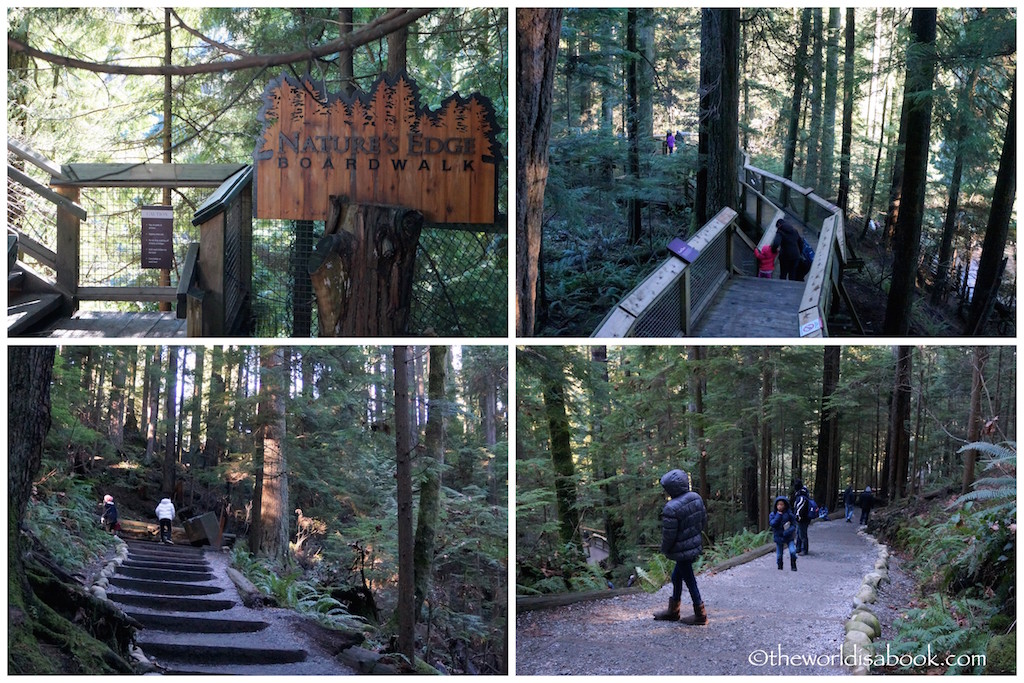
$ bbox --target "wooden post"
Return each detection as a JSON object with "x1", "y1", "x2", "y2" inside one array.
[
  {"x1": 55, "y1": 186, "x2": 80, "y2": 310},
  {"x1": 197, "y1": 213, "x2": 226, "y2": 336},
  {"x1": 308, "y1": 197, "x2": 423, "y2": 336}
]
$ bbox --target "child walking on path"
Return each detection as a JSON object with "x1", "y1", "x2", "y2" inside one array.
[
  {"x1": 156, "y1": 497, "x2": 176, "y2": 544},
  {"x1": 754, "y1": 243, "x2": 778, "y2": 278},
  {"x1": 768, "y1": 496, "x2": 798, "y2": 571},
  {"x1": 652, "y1": 469, "x2": 708, "y2": 625}
]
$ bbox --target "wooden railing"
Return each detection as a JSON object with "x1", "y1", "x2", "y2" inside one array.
[
  {"x1": 592, "y1": 207, "x2": 743, "y2": 337},
  {"x1": 593, "y1": 151, "x2": 850, "y2": 338}
]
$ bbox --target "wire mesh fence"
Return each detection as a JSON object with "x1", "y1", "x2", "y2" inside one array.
[{"x1": 249, "y1": 219, "x2": 507, "y2": 337}]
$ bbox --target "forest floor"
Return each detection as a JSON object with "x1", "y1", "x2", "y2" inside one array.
[{"x1": 516, "y1": 512, "x2": 915, "y2": 675}]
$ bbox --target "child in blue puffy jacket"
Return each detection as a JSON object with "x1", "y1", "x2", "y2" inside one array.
[{"x1": 769, "y1": 496, "x2": 797, "y2": 572}]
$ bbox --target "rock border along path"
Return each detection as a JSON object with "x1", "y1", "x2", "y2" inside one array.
[
  {"x1": 516, "y1": 515, "x2": 882, "y2": 676},
  {"x1": 96, "y1": 540, "x2": 354, "y2": 675}
]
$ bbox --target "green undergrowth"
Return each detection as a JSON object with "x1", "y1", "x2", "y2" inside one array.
[
  {"x1": 634, "y1": 527, "x2": 773, "y2": 593},
  {"x1": 229, "y1": 543, "x2": 369, "y2": 634},
  {"x1": 875, "y1": 442, "x2": 1016, "y2": 674}
]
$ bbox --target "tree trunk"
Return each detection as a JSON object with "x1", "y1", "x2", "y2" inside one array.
[
  {"x1": 338, "y1": 9, "x2": 355, "y2": 95},
  {"x1": 698, "y1": 9, "x2": 740, "y2": 225},
  {"x1": 782, "y1": 9, "x2": 811, "y2": 197},
  {"x1": 882, "y1": 9, "x2": 937, "y2": 335},
  {"x1": 861, "y1": 84, "x2": 889, "y2": 237},
  {"x1": 962, "y1": 346, "x2": 989, "y2": 492},
  {"x1": 813, "y1": 346, "x2": 841, "y2": 512},
  {"x1": 626, "y1": 9, "x2": 642, "y2": 243},
  {"x1": 145, "y1": 347, "x2": 162, "y2": 465},
  {"x1": 204, "y1": 346, "x2": 227, "y2": 468},
  {"x1": 966, "y1": 77, "x2": 1015, "y2": 335},
  {"x1": 189, "y1": 345, "x2": 205, "y2": 461},
  {"x1": 159, "y1": 8, "x2": 173, "y2": 312},
  {"x1": 758, "y1": 349, "x2": 773, "y2": 530},
  {"x1": 836, "y1": 8, "x2": 855, "y2": 215},
  {"x1": 308, "y1": 199, "x2": 423, "y2": 336},
  {"x1": 515, "y1": 9, "x2": 562, "y2": 336},
  {"x1": 819, "y1": 8, "x2": 840, "y2": 197},
  {"x1": 591, "y1": 346, "x2": 624, "y2": 566},
  {"x1": 393, "y1": 345, "x2": 416, "y2": 662},
  {"x1": 543, "y1": 359, "x2": 580, "y2": 548},
  {"x1": 804, "y1": 9, "x2": 823, "y2": 188},
  {"x1": 387, "y1": 21, "x2": 407, "y2": 76},
  {"x1": 414, "y1": 346, "x2": 446, "y2": 620},
  {"x1": 886, "y1": 346, "x2": 913, "y2": 499},
  {"x1": 107, "y1": 349, "x2": 126, "y2": 451},
  {"x1": 162, "y1": 346, "x2": 179, "y2": 496},
  {"x1": 253, "y1": 347, "x2": 289, "y2": 564},
  {"x1": 932, "y1": 67, "x2": 979, "y2": 305},
  {"x1": 691, "y1": 346, "x2": 709, "y2": 501}
]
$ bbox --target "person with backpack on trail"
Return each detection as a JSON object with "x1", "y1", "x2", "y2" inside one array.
[
  {"x1": 771, "y1": 219, "x2": 804, "y2": 281},
  {"x1": 768, "y1": 496, "x2": 798, "y2": 572},
  {"x1": 156, "y1": 496, "x2": 176, "y2": 544},
  {"x1": 652, "y1": 469, "x2": 708, "y2": 625},
  {"x1": 858, "y1": 486, "x2": 876, "y2": 526},
  {"x1": 792, "y1": 479, "x2": 812, "y2": 555}
]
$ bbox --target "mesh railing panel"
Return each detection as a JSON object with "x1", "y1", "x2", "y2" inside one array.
[
  {"x1": 688, "y1": 230, "x2": 728, "y2": 319},
  {"x1": 630, "y1": 277, "x2": 683, "y2": 337},
  {"x1": 732, "y1": 231, "x2": 756, "y2": 276},
  {"x1": 75, "y1": 187, "x2": 202, "y2": 293}
]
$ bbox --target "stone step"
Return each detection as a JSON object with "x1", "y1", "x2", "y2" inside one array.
[
  {"x1": 109, "y1": 594, "x2": 235, "y2": 613},
  {"x1": 123, "y1": 558, "x2": 210, "y2": 572},
  {"x1": 137, "y1": 641, "x2": 307, "y2": 666},
  {"x1": 125, "y1": 542, "x2": 205, "y2": 558},
  {"x1": 116, "y1": 566, "x2": 213, "y2": 583},
  {"x1": 108, "y1": 576, "x2": 223, "y2": 597},
  {"x1": 125, "y1": 611, "x2": 269, "y2": 634}
]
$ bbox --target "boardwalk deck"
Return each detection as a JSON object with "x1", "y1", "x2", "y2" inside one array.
[
  {"x1": 42, "y1": 311, "x2": 186, "y2": 338},
  {"x1": 691, "y1": 276, "x2": 805, "y2": 337}
]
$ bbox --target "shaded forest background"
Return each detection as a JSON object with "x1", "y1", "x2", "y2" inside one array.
[
  {"x1": 518, "y1": 8, "x2": 1015, "y2": 336},
  {"x1": 9, "y1": 344, "x2": 507, "y2": 674}
]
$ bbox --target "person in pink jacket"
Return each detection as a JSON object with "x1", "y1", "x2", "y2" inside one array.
[{"x1": 754, "y1": 243, "x2": 778, "y2": 278}]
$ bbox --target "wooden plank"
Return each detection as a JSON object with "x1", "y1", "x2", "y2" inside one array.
[
  {"x1": 517, "y1": 587, "x2": 643, "y2": 612},
  {"x1": 12, "y1": 231, "x2": 57, "y2": 270},
  {"x1": 691, "y1": 277, "x2": 803, "y2": 338},
  {"x1": 592, "y1": 306, "x2": 637, "y2": 338},
  {"x1": 177, "y1": 242, "x2": 200, "y2": 318},
  {"x1": 8, "y1": 291, "x2": 63, "y2": 336},
  {"x1": 618, "y1": 259, "x2": 684, "y2": 317},
  {"x1": 799, "y1": 306, "x2": 825, "y2": 337},
  {"x1": 77, "y1": 286, "x2": 177, "y2": 302},
  {"x1": 8, "y1": 165, "x2": 87, "y2": 219},
  {"x1": 688, "y1": 207, "x2": 737, "y2": 251},
  {"x1": 8, "y1": 138, "x2": 64, "y2": 177},
  {"x1": 52, "y1": 163, "x2": 246, "y2": 188},
  {"x1": 55, "y1": 186, "x2": 80, "y2": 300}
]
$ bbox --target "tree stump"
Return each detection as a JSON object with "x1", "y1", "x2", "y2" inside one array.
[{"x1": 308, "y1": 197, "x2": 423, "y2": 336}]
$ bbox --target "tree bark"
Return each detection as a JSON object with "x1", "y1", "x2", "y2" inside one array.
[
  {"x1": 107, "y1": 349, "x2": 126, "y2": 451},
  {"x1": 145, "y1": 347, "x2": 162, "y2": 465},
  {"x1": 836, "y1": 9, "x2": 855, "y2": 215},
  {"x1": 543, "y1": 358, "x2": 580, "y2": 548},
  {"x1": 253, "y1": 347, "x2": 289, "y2": 564},
  {"x1": 188, "y1": 345, "x2": 205, "y2": 460},
  {"x1": 591, "y1": 346, "x2": 623, "y2": 566},
  {"x1": 204, "y1": 346, "x2": 227, "y2": 468},
  {"x1": 393, "y1": 345, "x2": 416, "y2": 662},
  {"x1": 698, "y1": 9, "x2": 740, "y2": 226},
  {"x1": 626, "y1": 9, "x2": 642, "y2": 243},
  {"x1": 804, "y1": 9, "x2": 823, "y2": 188},
  {"x1": 813, "y1": 346, "x2": 841, "y2": 512},
  {"x1": 414, "y1": 346, "x2": 446, "y2": 620},
  {"x1": 338, "y1": 9, "x2": 355, "y2": 95},
  {"x1": 819, "y1": 8, "x2": 840, "y2": 197},
  {"x1": 883, "y1": 9, "x2": 937, "y2": 335},
  {"x1": 782, "y1": 9, "x2": 811, "y2": 197},
  {"x1": 162, "y1": 346, "x2": 179, "y2": 496},
  {"x1": 886, "y1": 346, "x2": 913, "y2": 500},
  {"x1": 308, "y1": 199, "x2": 423, "y2": 336},
  {"x1": 515, "y1": 9, "x2": 562, "y2": 336},
  {"x1": 966, "y1": 77, "x2": 1015, "y2": 335},
  {"x1": 962, "y1": 347, "x2": 989, "y2": 492}
]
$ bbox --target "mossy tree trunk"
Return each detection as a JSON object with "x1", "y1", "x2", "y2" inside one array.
[{"x1": 414, "y1": 346, "x2": 447, "y2": 620}]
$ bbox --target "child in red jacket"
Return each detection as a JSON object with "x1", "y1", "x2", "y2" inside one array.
[{"x1": 754, "y1": 243, "x2": 778, "y2": 278}]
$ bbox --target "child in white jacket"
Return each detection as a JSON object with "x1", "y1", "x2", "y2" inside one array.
[{"x1": 156, "y1": 497, "x2": 176, "y2": 544}]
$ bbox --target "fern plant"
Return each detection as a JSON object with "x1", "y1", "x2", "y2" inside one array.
[
  {"x1": 885, "y1": 593, "x2": 994, "y2": 674},
  {"x1": 634, "y1": 554, "x2": 672, "y2": 594}
]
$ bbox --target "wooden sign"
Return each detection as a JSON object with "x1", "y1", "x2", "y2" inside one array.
[
  {"x1": 141, "y1": 204, "x2": 174, "y2": 269},
  {"x1": 254, "y1": 71, "x2": 499, "y2": 224}
]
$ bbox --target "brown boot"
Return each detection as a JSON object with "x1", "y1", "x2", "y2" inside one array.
[
  {"x1": 681, "y1": 603, "x2": 707, "y2": 625},
  {"x1": 653, "y1": 597, "x2": 680, "y2": 621}
]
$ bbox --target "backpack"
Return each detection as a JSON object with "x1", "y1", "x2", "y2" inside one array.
[{"x1": 809, "y1": 499, "x2": 819, "y2": 518}]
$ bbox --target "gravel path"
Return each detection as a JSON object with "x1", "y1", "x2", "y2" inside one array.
[{"x1": 516, "y1": 517, "x2": 881, "y2": 676}]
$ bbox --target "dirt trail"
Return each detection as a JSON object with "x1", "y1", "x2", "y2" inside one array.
[{"x1": 517, "y1": 517, "x2": 882, "y2": 675}]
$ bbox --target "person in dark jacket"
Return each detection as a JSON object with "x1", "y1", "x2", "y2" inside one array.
[
  {"x1": 100, "y1": 494, "x2": 119, "y2": 534},
  {"x1": 771, "y1": 219, "x2": 804, "y2": 281},
  {"x1": 858, "y1": 486, "x2": 876, "y2": 525},
  {"x1": 843, "y1": 486, "x2": 856, "y2": 523},
  {"x1": 792, "y1": 479, "x2": 811, "y2": 555},
  {"x1": 768, "y1": 496, "x2": 798, "y2": 571},
  {"x1": 652, "y1": 469, "x2": 708, "y2": 625}
]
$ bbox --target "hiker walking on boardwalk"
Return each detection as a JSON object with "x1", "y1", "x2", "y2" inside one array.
[
  {"x1": 768, "y1": 496, "x2": 797, "y2": 571},
  {"x1": 792, "y1": 479, "x2": 812, "y2": 555},
  {"x1": 843, "y1": 486, "x2": 856, "y2": 523},
  {"x1": 100, "y1": 494, "x2": 120, "y2": 534},
  {"x1": 666, "y1": 131, "x2": 675, "y2": 155},
  {"x1": 156, "y1": 496, "x2": 176, "y2": 544},
  {"x1": 858, "y1": 486, "x2": 876, "y2": 526},
  {"x1": 653, "y1": 469, "x2": 708, "y2": 625},
  {"x1": 754, "y1": 242, "x2": 779, "y2": 278}
]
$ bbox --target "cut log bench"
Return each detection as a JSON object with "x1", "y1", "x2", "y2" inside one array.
[{"x1": 104, "y1": 541, "x2": 350, "y2": 674}]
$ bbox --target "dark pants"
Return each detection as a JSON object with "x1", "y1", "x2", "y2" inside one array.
[
  {"x1": 775, "y1": 539, "x2": 797, "y2": 562},
  {"x1": 671, "y1": 560, "x2": 702, "y2": 607},
  {"x1": 796, "y1": 520, "x2": 810, "y2": 554},
  {"x1": 159, "y1": 518, "x2": 172, "y2": 542},
  {"x1": 860, "y1": 508, "x2": 871, "y2": 525},
  {"x1": 779, "y1": 255, "x2": 800, "y2": 281}
]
